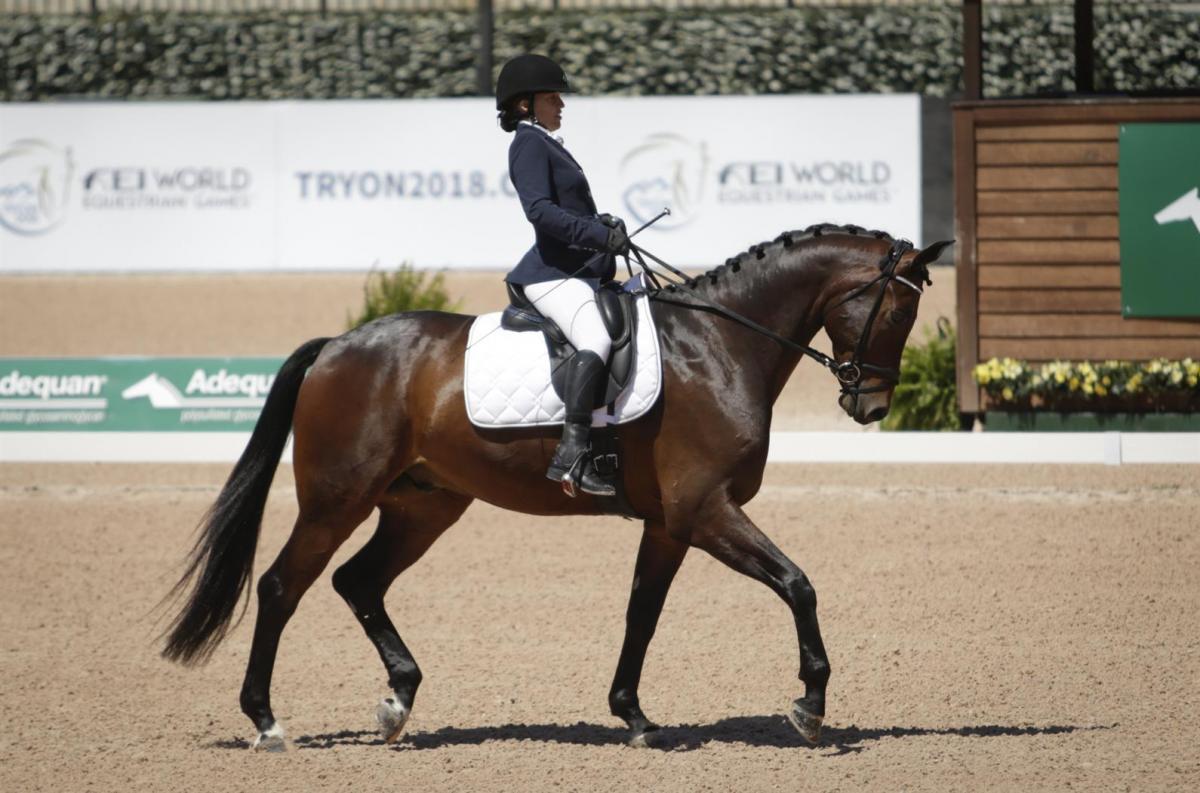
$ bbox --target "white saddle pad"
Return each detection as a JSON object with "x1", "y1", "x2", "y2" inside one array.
[{"x1": 464, "y1": 289, "x2": 662, "y2": 428}]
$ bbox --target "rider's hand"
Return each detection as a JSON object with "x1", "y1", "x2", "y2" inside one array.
[
  {"x1": 604, "y1": 224, "x2": 631, "y2": 256},
  {"x1": 597, "y1": 213, "x2": 627, "y2": 231}
]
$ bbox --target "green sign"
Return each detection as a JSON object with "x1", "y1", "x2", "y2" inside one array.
[
  {"x1": 0, "y1": 357, "x2": 284, "y2": 432},
  {"x1": 1119, "y1": 123, "x2": 1200, "y2": 318}
]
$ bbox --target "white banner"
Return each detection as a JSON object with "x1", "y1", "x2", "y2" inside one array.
[{"x1": 0, "y1": 96, "x2": 920, "y2": 272}]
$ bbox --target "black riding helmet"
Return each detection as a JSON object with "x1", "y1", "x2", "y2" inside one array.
[{"x1": 495, "y1": 54, "x2": 571, "y2": 110}]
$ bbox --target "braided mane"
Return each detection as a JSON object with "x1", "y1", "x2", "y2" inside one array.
[{"x1": 678, "y1": 223, "x2": 899, "y2": 289}]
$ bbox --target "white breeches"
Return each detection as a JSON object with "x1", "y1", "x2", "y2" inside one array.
[{"x1": 522, "y1": 279, "x2": 612, "y2": 361}]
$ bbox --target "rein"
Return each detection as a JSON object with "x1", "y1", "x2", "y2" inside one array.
[{"x1": 625, "y1": 237, "x2": 919, "y2": 401}]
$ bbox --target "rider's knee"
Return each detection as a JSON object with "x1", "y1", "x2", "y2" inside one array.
[{"x1": 574, "y1": 313, "x2": 612, "y2": 361}]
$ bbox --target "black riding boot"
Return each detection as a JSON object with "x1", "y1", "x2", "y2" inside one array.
[{"x1": 547, "y1": 350, "x2": 616, "y2": 497}]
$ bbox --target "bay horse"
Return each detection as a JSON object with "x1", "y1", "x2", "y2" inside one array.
[{"x1": 162, "y1": 224, "x2": 953, "y2": 751}]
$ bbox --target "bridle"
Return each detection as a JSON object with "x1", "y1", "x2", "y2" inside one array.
[
  {"x1": 629, "y1": 236, "x2": 923, "y2": 409},
  {"x1": 822, "y1": 238, "x2": 922, "y2": 409}
]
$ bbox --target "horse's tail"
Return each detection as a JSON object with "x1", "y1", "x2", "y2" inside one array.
[{"x1": 161, "y1": 336, "x2": 332, "y2": 666}]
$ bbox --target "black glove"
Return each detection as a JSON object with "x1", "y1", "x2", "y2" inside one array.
[
  {"x1": 604, "y1": 224, "x2": 631, "y2": 257},
  {"x1": 597, "y1": 213, "x2": 626, "y2": 230}
]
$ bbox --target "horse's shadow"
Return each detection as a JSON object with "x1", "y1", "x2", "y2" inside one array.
[{"x1": 211, "y1": 716, "x2": 1114, "y2": 755}]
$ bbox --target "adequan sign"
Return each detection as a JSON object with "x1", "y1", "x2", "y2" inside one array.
[
  {"x1": 0, "y1": 358, "x2": 284, "y2": 432},
  {"x1": 1119, "y1": 123, "x2": 1200, "y2": 318}
]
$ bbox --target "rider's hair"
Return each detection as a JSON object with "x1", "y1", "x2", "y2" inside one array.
[{"x1": 498, "y1": 93, "x2": 535, "y2": 133}]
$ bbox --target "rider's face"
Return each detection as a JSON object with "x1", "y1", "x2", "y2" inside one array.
[{"x1": 529, "y1": 92, "x2": 564, "y2": 131}]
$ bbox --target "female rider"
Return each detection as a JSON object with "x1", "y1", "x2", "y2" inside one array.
[{"x1": 495, "y1": 54, "x2": 631, "y2": 497}]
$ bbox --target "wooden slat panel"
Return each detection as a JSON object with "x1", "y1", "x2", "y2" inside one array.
[
  {"x1": 977, "y1": 215, "x2": 1117, "y2": 239},
  {"x1": 954, "y1": 109, "x2": 981, "y2": 412},
  {"x1": 978, "y1": 239, "x2": 1119, "y2": 263},
  {"x1": 981, "y1": 338, "x2": 1200, "y2": 360},
  {"x1": 977, "y1": 142, "x2": 1117, "y2": 166},
  {"x1": 980, "y1": 314, "x2": 1200, "y2": 338},
  {"x1": 979, "y1": 289, "x2": 1120, "y2": 313},
  {"x1": 977, "y1": 166, "x2": 1116, "y2": 190},
  {"x1": 978, "y1": 265, "x2": 1119, "y2": 288},
  {"x1": 976, "y1": 124, "x2": 1118, "y2": 142},
  {"x1": 977, "y1": 190, "x2": 1117, "y2": 215},
  {"x1": 971, "y1": 102, "x2": 1200, "y2": 126}
]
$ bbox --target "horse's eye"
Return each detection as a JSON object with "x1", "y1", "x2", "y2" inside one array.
[{"x1": 888, "y1": 309, "x2": 911, "y2": 325}]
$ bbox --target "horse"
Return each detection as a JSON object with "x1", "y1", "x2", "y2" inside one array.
[{"x1": 161, "y1": 224, "x2": 953, "y2": 751}]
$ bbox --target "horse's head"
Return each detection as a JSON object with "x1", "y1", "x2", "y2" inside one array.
[{"x1": 822, "y1": 238, "x2": 954, "y2": 424}]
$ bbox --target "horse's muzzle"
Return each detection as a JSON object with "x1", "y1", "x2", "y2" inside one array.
[{"x1": 840, "y1": 390, "x2": 891, "y2": 425}]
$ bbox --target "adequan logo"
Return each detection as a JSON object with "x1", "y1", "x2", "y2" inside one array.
[
  {"x1": 619, "y1": 134, "x2": 709, "y2": 230},
  {"x1": 122, "y1": 369, "x2": 274, "y2": 408},
  {"x1": 0, "y1": 139, "x2": 75, "y2": 235},
  {"x1": 1155, "y1": 187, "x2": 1200, "y2": 233}
]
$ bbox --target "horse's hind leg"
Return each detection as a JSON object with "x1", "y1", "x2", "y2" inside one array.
[
  {"x1": 609, "y1": 520, "x2": 688, "y2": 747},
  {"x1": 331, "y1": 486, "x2": 472, "y2": 743},
  {"x1": 240, "y1": 506, "x2": 373, "y2": 751},
  {"x1": 683, "y1": 497, "x2": 830, "y2": 744}
]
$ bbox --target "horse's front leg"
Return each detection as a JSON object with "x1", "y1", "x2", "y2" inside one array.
[
  {"x1": 609, "y1": 520, "x2": 688, "y2": 747},
  {"x1": 679, "y1": 495, "x2": 830, "y2": 743}
]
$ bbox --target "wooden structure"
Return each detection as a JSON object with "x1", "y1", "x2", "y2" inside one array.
[{"x1": 954, "y1": 2, "x2": 1200, "y2": 412}]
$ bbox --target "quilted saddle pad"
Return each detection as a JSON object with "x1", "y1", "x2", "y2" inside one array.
[{"x1": 464, "y1": 291, "x2": 662, "y2": 428}]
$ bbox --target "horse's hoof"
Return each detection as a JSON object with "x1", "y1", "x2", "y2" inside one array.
[
  {"x1": 627, "y1": 725, "x2": 661, "y2": 749},
  {"x1": 787, "y1": 701, "x2": 823, "y2": 745},
  {"x1": 252, "y1": 723, "x2": 288, "y2": 753},
  {"x1": 376, "y1": 696, "x2": 411, "y2": 744}
]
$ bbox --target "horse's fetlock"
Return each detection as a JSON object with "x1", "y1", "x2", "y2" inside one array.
[
  {"x1": 388, "y1": 673, "x2": 421, "y2": 707},
  {"x1": 809, "y1": 658, "x2": 831, "y2": 687},
  {"x1": 240, "y1": 684, "x2": 270, "y2": 722},
  {"x1": 609, "y1": 687, "x2": 638, "y2": 716}
]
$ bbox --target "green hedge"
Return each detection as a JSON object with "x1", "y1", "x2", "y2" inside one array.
[{"x1": 1, "y1": 6, "x2": 1195, "y2": 101}]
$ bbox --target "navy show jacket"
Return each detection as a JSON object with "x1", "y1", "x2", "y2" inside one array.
[{"x1": 504, "y1": 123, "x2": 615, "y2": 287}]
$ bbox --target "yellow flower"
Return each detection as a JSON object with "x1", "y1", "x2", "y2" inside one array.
[
  {"x1": 1069, "y1": 377, "x2": 1080, "y2": 391},
  {"x1": 1102, "y1": 376, "x2": 1112, "y2": 386},
  {"x1": 1083, "y1": 383, "x2": 1094, "y2": 394},
  {"x1": 1002, "y1": 387, "x2": 1014, "y2": 401},
  {"x1": 1095, "y1": 385, "x2": 1107, "y2": 397}
]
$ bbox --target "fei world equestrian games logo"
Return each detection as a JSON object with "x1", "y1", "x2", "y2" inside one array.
[
  {"x1": 620, "y1": 134, "x2": 709, "y2": 230},
  {"x1": 0, "y1": 139, "x2": 74, "y2": 235}
]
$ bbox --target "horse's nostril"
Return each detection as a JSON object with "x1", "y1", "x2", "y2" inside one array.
[{"x1": 865, "y1": 406, "x2": 888, "y2": 423}]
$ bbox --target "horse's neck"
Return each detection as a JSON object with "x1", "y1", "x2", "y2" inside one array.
[{"x1": 687, "y1": 243, "x2": 837, "y2": 403}]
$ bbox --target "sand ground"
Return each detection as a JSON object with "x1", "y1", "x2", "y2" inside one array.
[
  {"x1": 0, "y1": 266, "x2": 956, "y2": 431},
  {"x1": 1, "y1": 461, "x2": 1197, "y2": 793}
]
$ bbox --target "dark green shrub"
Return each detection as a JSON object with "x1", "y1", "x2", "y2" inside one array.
[
  {"x1": 3, "y1": 6, "x2": 1194, "y2": 102},
  {"x1": 347, "y1": 263, "x2": 461, "y2": 330},
  {"x1": 881, "y1": 318, "x2": 960, "y2": 431}
]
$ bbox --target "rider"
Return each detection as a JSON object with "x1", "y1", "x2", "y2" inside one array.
[{"x1": 496, "y1": 53, "x2": 631, "y2": 497}]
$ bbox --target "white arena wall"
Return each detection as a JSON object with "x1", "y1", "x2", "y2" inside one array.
[{"x1": 0, "y1": 95, "x2": 921, "y2": 273}]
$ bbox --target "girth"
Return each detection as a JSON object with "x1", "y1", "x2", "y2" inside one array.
[{"x1": 501, "y1": 281, "x2": 638, "y2": 409}]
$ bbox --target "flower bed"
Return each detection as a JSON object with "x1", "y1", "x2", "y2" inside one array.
[{"x1": 973, "y1": 357, "x2": 1200, "y2": 413}]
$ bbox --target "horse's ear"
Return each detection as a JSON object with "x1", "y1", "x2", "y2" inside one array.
[{"x1": 909, "y1": 239, "x2": 955, "y2": 270}]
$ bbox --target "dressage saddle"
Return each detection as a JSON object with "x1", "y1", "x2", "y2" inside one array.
[{"x1": 501, "y1": 281, "x2": 638, "y2": 410}]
